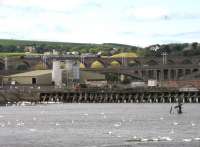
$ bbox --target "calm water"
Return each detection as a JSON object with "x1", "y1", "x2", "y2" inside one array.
[{"x1": 0, "y1": 104, "x2": 200, "y2": 147}]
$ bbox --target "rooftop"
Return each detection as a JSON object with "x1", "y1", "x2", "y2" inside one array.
[{"x1": 5, "y1": 70, "x2": 52, "y2": 77}]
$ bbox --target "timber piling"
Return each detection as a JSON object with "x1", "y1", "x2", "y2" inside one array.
[
  {"x1": 1, "y1": 87, "x2": 200, "y2": 104},
  {"x1": 39, "y1": 88, "x2": 200, "y2": 103}
]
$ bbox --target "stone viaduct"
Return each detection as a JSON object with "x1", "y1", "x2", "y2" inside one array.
[{"x1": 0, "y1": 55, "x2": 200, "y2": 81}]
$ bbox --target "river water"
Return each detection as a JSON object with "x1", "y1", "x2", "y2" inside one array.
[{"x1": 0, "y1": 104, "x2": 200, "y2": 147}]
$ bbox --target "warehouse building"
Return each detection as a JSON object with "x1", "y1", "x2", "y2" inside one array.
[
  {"x1": 80, "y1": 71, "x2": 106, "y2": 82},
  {"x1": 79, "y1": 71, "x2": 107, "y2": 88},
  {"x1": 3, "y1": 70, "x2": 52, "y2": 85},
  {"x1": 2, "y1": 69, "x2": 106, "y2": 87}
]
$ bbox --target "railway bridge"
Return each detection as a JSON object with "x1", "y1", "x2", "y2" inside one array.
[
  {"x1": 0, "y1": 55, "x2": 200, "y2": 81},
  {"x1": 82, "y1": 64, "x2": 200, "y2": 81},
  {"x1": 0, "y1": 55, "x2": 200, "y2": 70}
]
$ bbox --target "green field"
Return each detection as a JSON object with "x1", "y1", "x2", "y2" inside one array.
[{"x1": 0, "y1": 52, "x2": 41, "y2": 57}]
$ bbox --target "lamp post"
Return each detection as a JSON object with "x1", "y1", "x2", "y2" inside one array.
[
  {"x1": 161, "y1": 52, "x2": 168, "y2": 65},
  {"x1": 160, "y1": 52, "x2": 168, "y2": 86},
  {"x1": 4, "y1": 57, "x2": 8, "y2": 71}
]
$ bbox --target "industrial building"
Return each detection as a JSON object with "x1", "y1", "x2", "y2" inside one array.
[
  {"x1": 51, "y1": 60, "x2": 106, "y2": 87},
  {"x1": 3, "y1": 70, "x2": 52, "y2": 85},
  {"x1": 2, "y1": 59, "x2": 106, "y2": 87},
  {"x1": 80, "y1": 71, "x2": 106, "y2": 87},
  {"x1": 52, "y1": 60, "x2": 80, "y2": 87}
]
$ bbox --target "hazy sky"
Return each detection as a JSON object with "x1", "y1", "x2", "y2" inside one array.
[{"x1": 0, "y1": 0, "x2": 200, "y2": 47}]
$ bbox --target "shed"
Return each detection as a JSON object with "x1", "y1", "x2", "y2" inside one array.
[{"x1": 80, "y1": 71, "x2": 106, "y2": 82}]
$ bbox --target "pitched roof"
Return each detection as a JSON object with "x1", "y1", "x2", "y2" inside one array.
[{"x1": 5, "y1": 70, "x2": 52, "y2": 77}]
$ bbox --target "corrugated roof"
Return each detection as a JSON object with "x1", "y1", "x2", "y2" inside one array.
[{"x1": 5, "y1": 70, "x2": 52, "y2": 77}]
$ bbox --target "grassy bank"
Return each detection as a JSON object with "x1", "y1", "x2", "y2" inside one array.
[{"x1": 0, "y1": 52, "x2": 41, "y2": 57}]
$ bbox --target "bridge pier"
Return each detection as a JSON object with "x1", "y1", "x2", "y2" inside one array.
[
  {"x1": 182, "y1": 96, "x2": 185, "y2": 103},
  {"x1": 146, "y1": 94, "x2": 150, "y2": 103},
  {"x1": 49, "y1": 95, "x2": 54, "y2": 102},
  {"x1": 108, "y1": 93, "x2": 113, "y2": 103},
  {"x1": 41, "y1": 95, "x2": 46, "y2": 102},
  {"x1": 100, "y1": 93, "x2": 104, "y2": 103},
  {"x1": 90, "y1": 93, "x2": 93, "y2": 103},
  {"x1": 84, "y1": 93, "x2": 87, "y2": 103},
  {"x1": 140, "y1": 93, "x2": 144, "y2": 103},
  {"x1": 72, "y1": 93, "x2": 76, "y2": 102},
  {"x1": 149, "y1": 98, "x2": 152, "y2": 103},
  {"x1": 128, "y1": 94, "x2": 132, "y2": 103},
  {"x1": 196, "y1": 97, "x2": 199, "y2": 103},
  {"x1": 133, "y1": 94, "x2": 137, "y2": 103},
  {"x1": 64, "y1": 93, "x2": 68, "y2": 102},
  {"x1": 93, "y1": 93, "x2": 97, "y2": 103},
  {"x1": 93, "y1": 93, "x2": 96, "y2": 103},
  {"x1": 55, "y1": 94, "x2": 59, "y2": 102},
  {"x1": 155, "y1": 98, "x2": 158, "y2": 103},
  {"x1": 162, "y1": 96, "x2": 165, "y2": 103},
  {"x1": 189, "y1": 97, "x2": 192, "y2": 103},
  {"x1": 78, "y1": 93, "x2": 81, "y2": 103},
  {"x1": 70, "y1": 93, "x2": 74, "y2": 102},
  {"x1": 115, "y1": 94, "x2": 118, "y2": 103}
]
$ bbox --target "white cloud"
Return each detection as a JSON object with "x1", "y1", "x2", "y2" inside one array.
[
  {"x1": 127, "y1": 6, "x2": 169, "y2": 20},
  {"x1": 0, "y1": 0, "x2": 200, "y2": 46},
  {"x1": 1, "y1": 0, "x2": 90, "y2": 12}
]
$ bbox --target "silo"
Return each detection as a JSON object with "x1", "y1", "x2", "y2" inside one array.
[
  {"x1": 72, "y1": 62, "x2": 80, "y2": 81},
  {"x1": 65, "y1": 60, "x2": 73, "y2": 71},
  {"x1": 65, "y1": 60, "x2": 73, "y2": 80},
  {"x1": 52, "y1": 61, "x2": 62, "y2": 86},
  {"x1": 64, "y1": 60, "x2": 80, "y2": 86}
]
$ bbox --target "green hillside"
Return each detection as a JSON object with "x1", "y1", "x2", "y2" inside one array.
[
  {"x1": 0, "y1": 39, "x2": 140, "y2": 55},
  {"x1": 0, "y1": 39, "x2": 199, "y2": 57}
]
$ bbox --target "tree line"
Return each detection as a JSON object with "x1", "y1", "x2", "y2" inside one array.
[{"x1": 0, "y1": 39, "x2": 200, "y2": 57}]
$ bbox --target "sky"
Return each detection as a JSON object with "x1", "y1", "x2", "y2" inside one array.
[{"x1": 0, "y1": 0, "x2": 200, "y2": 47}]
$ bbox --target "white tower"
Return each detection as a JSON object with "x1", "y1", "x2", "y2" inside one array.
[
  {"x1": 52, "y1": 61, "x2": 62, "y2": 87},
  {"x1": 72, "y1": 62, "x2": 80, "y2": 80}
]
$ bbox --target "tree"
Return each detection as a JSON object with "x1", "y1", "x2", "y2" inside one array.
[
  {"x1": 192, "y1": 42, "x2": 198, "y2": 49},
  {"x1": 89, "y1": 48, "x2": 98, "y2": 54}
]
